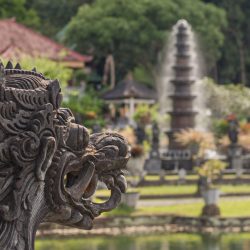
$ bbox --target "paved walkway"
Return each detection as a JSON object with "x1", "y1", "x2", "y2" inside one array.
[{"x1": 138, "y1": 195, "x2": 250, "y2": 207}]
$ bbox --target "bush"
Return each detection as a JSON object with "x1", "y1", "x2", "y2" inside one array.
[
  {"x1": 196, "y1": 159, "x2": 227, "y2": 188},
  {"x1": 133, "y1": 104, "x2": 158, "y2": 125},
  {"x1": 204, "y1": 78, "x2": 250, "y2": 119},
  {"x1": 10, "y1": 56, "x2": 73, "y2": 91},
  {"x1": 174, "y1": 129, "x2": 215, "y2": 158},
  {"x1": 63, "y1": 88, "x2": 106, "y2": 128}
]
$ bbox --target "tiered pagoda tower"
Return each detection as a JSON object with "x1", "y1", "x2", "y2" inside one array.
[{"x1": 167, "y1": 20, "x2": 197, "y2": 150}]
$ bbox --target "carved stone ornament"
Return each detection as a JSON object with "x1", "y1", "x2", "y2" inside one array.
[{"x1": 0, "y1": 61, "x2": 130, "y2": 250}]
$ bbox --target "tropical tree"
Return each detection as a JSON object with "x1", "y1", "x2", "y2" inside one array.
[
  {"x1": 63, "y1": 87, "x2": 105, "y2": 128},
  {"x1": 27, "y1": 0, "x2": 92, "y2": 37},
  {"x1": 203, "y1": 0, "x2": 250, "y2": 85},
  {"x1": 203, "y1": 78, "x2": 250, "y2": 119},
  {"x1": 0, "y1": 0, "x2": 40, "y2": 28},
  {"x1": 64, "y1": 0, "x2": 226, "y2": 81}
]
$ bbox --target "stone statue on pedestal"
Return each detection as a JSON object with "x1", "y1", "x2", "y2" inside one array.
[
  {"x1": 144, "y1": 122, "x2": 161, "y2": 174},
  {"x1": 0, "y1": 61, "x2": 130, "y2": 250},
  {"x1": 227, "y1": 116, "x2": 243, "y2": 172},
  {"x1": 228, "y1": 118, "x2": 239, "y2": 144},
  {"x1": 150, "y1": 122, "x2": 160, "y2": 158}
]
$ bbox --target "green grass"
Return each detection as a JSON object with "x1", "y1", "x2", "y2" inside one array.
[
  {"x1": 96, "y1": 184, "x2": 250, "y2": 197},
  {"x1": 133, "y1": 203, "x2": 203, "y2": 217},
  {"x1": 144, "y1": 174, "x2": 199, "y2": 181},
  {"x1": 137, "y1": 185, "x2": 196, "y2": 195},
  {"x1": 105, "y1": 199, "x2": 250, "y2": 218},
  {"x1": 221, "y1": 184, "x2": 250, "y2": 194},
  {"x1": 144, "y1": 174, "x2": 250, "y2": 181},
  {"x1": 165, "y1": 175, "x2": 198, "y2": 181},
  {"x1": 95, "y1": 185, "x2": 196, "y2": 197},
  {"x1": 144, "y1": 175, "x2": 160, "y2": 181}
]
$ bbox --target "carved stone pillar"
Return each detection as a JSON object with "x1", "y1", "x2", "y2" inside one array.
[{"x1": 0, "y1": 61, "x2": 130, "y2": 250}]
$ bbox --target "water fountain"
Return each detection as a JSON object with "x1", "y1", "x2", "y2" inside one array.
[
  {"x1": 167, "y1": 20, "x2": 197, "y2": 148},
  {"x1": 161, "y1": 19, "x2": 201, "y2": 171}
]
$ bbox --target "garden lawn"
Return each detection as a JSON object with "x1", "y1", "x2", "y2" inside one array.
[
  {"x1": 96, "y1": 184, "x2": 250, "y2": 197},
  {"x1": 221, "y1": 184, "x2": 250, "y2": 194},
  {"x1": 105, "y1": 199, "x2": 250, "y2": 218},
  {"x1": 144, "y1": 174, "x2": 250, "y2": 181},
  {"x1": 144, "y1": 175, "x2": 199, "y2": 181},
  {"x1": 95, "y1": 185, "x2": 196, "y2": 197}
]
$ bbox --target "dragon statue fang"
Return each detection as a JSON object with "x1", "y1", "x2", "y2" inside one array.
[{"x1": 0, "y1": 61, "x2": 130, "y2": 250}]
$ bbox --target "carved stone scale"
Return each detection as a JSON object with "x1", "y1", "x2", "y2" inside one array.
[{"x1": 0, "y1": 61, "x2": 130, "y2": 250}]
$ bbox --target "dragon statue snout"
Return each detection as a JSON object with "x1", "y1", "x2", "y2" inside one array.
[{"x1": 0, "y1": 61, "x2": 130, "y2": 250}]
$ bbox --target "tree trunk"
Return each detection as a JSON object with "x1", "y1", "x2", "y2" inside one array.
[
  {"x1": 238, "y1": 39, "x2": 247, "y2": 85},
  {"x1": 102, "y1": 54, "x2": 116, "y2": 88}
]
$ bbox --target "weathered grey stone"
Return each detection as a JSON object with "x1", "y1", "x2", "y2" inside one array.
[
  {"x1": 121, "y1": 192, "x2": 140, "y2": 208},
  {"x1": 242, "y1": 219, "x2": 250, "y2": 226},
  {"x1": 226, "y1": 219, "x2": 241, "y2": 227},
  {"x1": 0, "y1": 61, "x2": 130, "y2": 250}
]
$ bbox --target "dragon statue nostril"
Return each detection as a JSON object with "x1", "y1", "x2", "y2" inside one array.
[{"x1": 0, "y1": 61, "x2": 130, "y2": 250}]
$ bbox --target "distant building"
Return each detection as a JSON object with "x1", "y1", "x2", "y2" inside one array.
[
  {"x1": 102, "y1": 74, "x2": 157, "y2": 127},
  {"x1": 0, "y1": 18, "x2": 92, "y2": 69}
]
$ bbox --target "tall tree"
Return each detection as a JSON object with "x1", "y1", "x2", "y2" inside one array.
[
  {"x1": 28, "y1": 0, "x2": 93, "y2": 38},
  {"x1": 64, "y1": 0, "x2": 226, "y2": 81},
  {"x1": 0, "y1": 0, "x2": 40, "y2": 28},
  {"x1": 204, "y1": 0, "x2": 250, "y2": 85}
]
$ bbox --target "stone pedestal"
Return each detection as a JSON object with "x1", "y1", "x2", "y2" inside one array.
[
  {"x1": 161, "y1": 149, "x2": 193, "y2": 171},
  {"x1": 178, "y1": 168, "x2": 187, "y2": 184},
  {"x1": 144, "y1": 158, "x2": 162, "y2": 174},
  {"x1": 201, "y1": 189, "x2": 220, "y2": 217},
  {"x1": 227, "y1": 144, "x2": 243, "y2": 172},
  {"x1": 201, "y1": 204, "x2": 220, "y2": 217},
  {"x1": 143, "y1": 122, "x2": 161, "y2": 174},
  {"x1": 121, "y1": 192, "x2": 140, "y2": 208}
]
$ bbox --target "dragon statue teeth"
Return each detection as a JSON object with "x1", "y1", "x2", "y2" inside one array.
[{"x1": 0, "y1": 61, "x2": 130, "y2": 250}]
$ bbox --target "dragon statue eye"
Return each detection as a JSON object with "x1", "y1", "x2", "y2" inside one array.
[{"x1": 0, "y1": 61, "x2": 130, "y2": 250}]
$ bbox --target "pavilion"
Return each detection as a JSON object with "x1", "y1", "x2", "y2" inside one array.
[{"x1": 102, "y1": 75, "x2": 157, "y2": 126}]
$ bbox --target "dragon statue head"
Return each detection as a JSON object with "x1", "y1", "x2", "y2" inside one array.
[{"x1": 0, "y1": 61, "x2": 130, "y2": 250}]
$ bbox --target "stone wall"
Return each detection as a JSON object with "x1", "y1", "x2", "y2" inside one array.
[{"x1": 37, "y1": 215, "x2": 250, "y2": 237}]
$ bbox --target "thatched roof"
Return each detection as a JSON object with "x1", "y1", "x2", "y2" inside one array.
[{"x1": 102, "y1": 78, "x2": 157, "y2": 101}]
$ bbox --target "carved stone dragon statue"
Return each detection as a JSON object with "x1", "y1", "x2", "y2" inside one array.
[{"x1": 0, "y1": 61, "x2": 130, "y2": 250}]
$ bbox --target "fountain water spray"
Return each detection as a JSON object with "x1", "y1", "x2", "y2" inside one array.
[
  {"x1": 159, "y1": 19, "x2": 208, "y2": 170},
  {"x1": 157, "y1": 19, "x2": 208, "y2": 135}
]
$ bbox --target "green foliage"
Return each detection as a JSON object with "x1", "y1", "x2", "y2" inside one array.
[
  {"x1": 28, "y1": 0, "x2": 91, "y2": 37},
  {"x1": 64, "y1": 0, "x2": 226, "y2": 79},
  {"x1": 204, "y1": 0, "x2": 250, "y2": 84},
  {"x1": 196, "y1": 159, "x2": 227, "y2": 188},
  {"x1": 204, "y1": 78, "x2": 250, "y2": 119},
  {"x1": 133, "y1": 104, "x2": 158, "y2": 124},
  {"x1": 132, "y1": 65, "x2": 154, "y2": 87},
  {"x1": 12, "y1": 56, "x2": 73, "y2": 91},
  {"x1": 212, "y1": 119, "x2": 229, "y2": 138},
  {"x1": 106, "y1": 203, "x2": 135, "y2": 217},
  {"x1": 0, "y1": 0, "x2": 40, "y2": 28},
  {"x1": 63, "y1": 88, "x2": 105, "y2": 128},
  {"x1": 73, "y1": 69, "x2": 87, "y2": 86}
]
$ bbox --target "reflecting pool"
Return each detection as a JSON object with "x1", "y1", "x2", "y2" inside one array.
[{"x1": 36, "y1": 233, "x2": 250, "y2": 250}]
